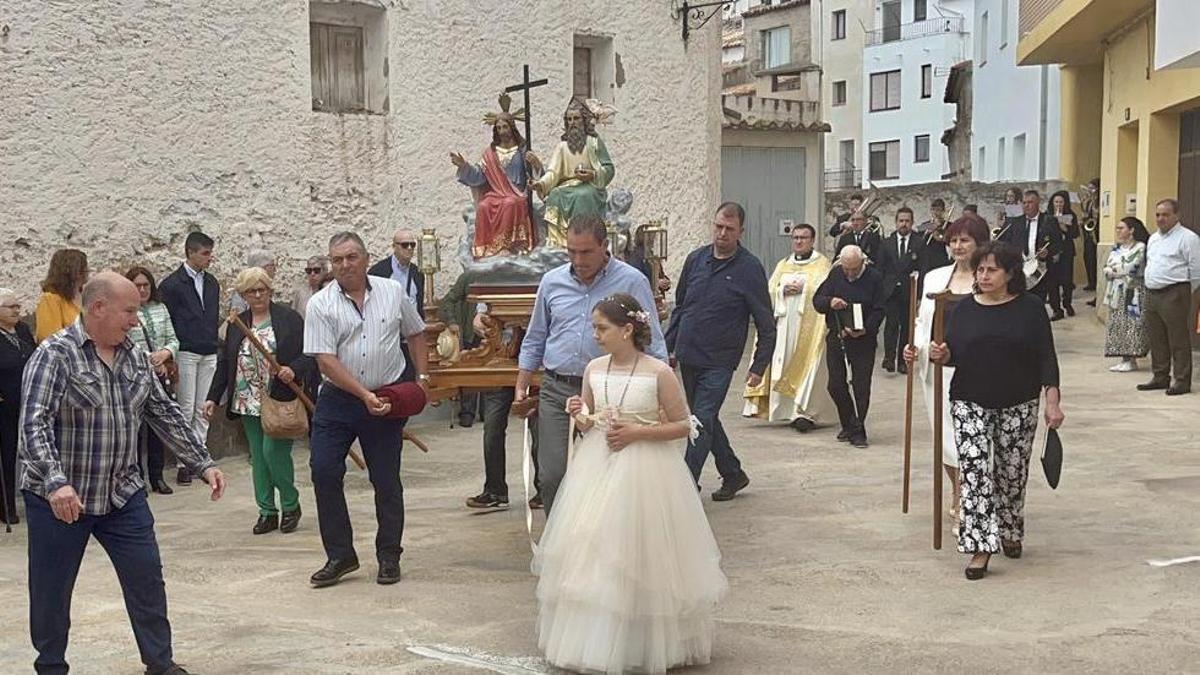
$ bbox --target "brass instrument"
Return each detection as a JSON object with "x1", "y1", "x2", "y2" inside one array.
[
  {"x1": 858, "y1": 181, "x2": 886, "y2": 236},
  {"x1": 1080, "y1": 183, "x2": 1099, "y2": 237},
  {"x1": 924, "y1": 204, "x2": 955, "y2": 246}
]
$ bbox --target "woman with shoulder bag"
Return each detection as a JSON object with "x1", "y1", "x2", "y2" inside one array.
[
  {"x1": 126, "y1": 267, "x2": 180, "y2": 495},
  {"x1": 204, "y1": 267, "x2": 313, "y2": 535}
]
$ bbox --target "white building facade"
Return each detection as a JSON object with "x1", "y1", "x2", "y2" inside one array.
[
  {"x1": 821, "y1": 0, "x2": 874, "y2": 189},
  {"x1": 1, "y1": 1, "x2": 723, "y2": 301},
  {"x1": 971, "y1": 0, "x2": 1061, "y2": 182},
  {"x1": 861, "y1": 0, "x2": 974, "y2": 186}
]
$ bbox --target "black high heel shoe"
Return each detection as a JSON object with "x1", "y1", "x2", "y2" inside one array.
[{"x1": 965, "y1": 554, "x2": 991, "y2": 580}]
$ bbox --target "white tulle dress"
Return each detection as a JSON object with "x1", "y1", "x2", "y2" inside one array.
[{"x1": 532, "y1": 355, "x2": 728, "y2": 674}]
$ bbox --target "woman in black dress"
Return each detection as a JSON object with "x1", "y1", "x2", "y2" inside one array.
[
  {"x1": 0, "y1": 288, "x2": 37, "y2": 524},
  {"x1": 929, "y1": 242, "x2": 1065, "y2": 580},
  {"x1": 1048, "y1": 190, "x2": 1080, "y2": 319}
]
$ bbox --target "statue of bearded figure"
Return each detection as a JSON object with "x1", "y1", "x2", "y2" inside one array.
[{"x1": 531, "y1": 98, "x2": 616, "y2": 247}]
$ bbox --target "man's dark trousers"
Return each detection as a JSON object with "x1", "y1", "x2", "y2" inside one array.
[
  {"x1": 310, "y1": 385, "x2": 406, "y2": 564},
  {"x1": 26, "y1": 489, "x2": 173, "y2": 675},
  {"x1": 882, "y1": 289, "x2": 911, "y2": 366},
  {"x1": 681, "y1": 363, "x2": 742, "y2": 483},
  {"x1": 481, "y1": 388, "x2": 538, "y2": 498},
  {"x1": 825, "y1": 334, "x2": 876, "y2": 436}
]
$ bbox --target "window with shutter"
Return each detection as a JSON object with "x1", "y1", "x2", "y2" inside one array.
[
  {"x1": 311, "y1": 23, "x2": 365, "y2": 113},
  {"x1": 869, "y1": 70, "x2": 901, "y2": 112},
  {"x1": 308, "y1": 3, "x2": 388, "y2": 115},
  {"x1": 573, "y1": 47, "x2": 593, "y2": 99}
]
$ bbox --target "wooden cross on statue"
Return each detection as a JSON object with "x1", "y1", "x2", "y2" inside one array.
[{"x1": 504, "y1": 65, "x2": 549, "y2": 223}]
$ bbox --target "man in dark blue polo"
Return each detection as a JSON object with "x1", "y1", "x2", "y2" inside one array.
[{"x1": 666, "y1": 202, "x2": 775, "y2": 501}]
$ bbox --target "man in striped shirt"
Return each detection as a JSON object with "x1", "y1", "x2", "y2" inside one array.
[
  {"x1": 20, "y1": 271, "x2": 225, "y2": 675},
  {"x1": 304, "y1": 231, "x2": 429, "y2": 588}
]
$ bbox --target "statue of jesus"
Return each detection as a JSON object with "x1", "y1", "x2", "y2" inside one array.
[
  {"x1": 531, "y1": 98, "x2": 615, "y2": 247},
  {"x1": 451, "y1": 108, "x2": 540, "y2": 259}
]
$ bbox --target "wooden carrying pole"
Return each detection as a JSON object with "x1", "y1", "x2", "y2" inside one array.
[
  {"x1": 930, "y1": 293, "x2": 949, "y2": 550},
  {"x1": 901, "y1": 273, "x2": 920, "y2": 514},
  {"x1": 229, "y1": 313, "x2": 368, "y2": 470}
]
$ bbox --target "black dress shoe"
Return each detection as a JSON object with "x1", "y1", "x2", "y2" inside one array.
[
  {"x1": 176, "y1": 468, "x2": 192, "y2": 485},
  {"x1": 1137, "y1": 380, "x2": 1170, "y2": 391},
  {"x1": 850, "y1": 434, "x2": 869, "y2": 448},
  {"x1": 280, "y1": 508, "x2": 301, "y2": 533},
  {"x1": 1001, "y1": 540, "x2": 1023, "y2": 559},
  {"x1": 897, "y1": 361, "x2": 908, "y2": 375},
  {"x1": 1065, "y1": 305, "x2": 1076, "y2": 317},
  {"x1": 457, "y1": 413, "x2": 475, "y2": 428},
  {"x1": 789, "y1": 417, "x2": 815, "y2": 433},
  {"x1": 711, "y1": 472, "x2": 750, "y2": 502},
  {"x1": 882, "y1": 360, "x2": 895, "y2": 373},
  {"x1": 253, "y1": 515, "x2": 279, "y2": 535},
  {"x1": 1086, "y1": 298, "x2": 1097, "y2": 307},
  {"x1": 836, "y1": 429, "x2": 852, "y2": 442},
  {"x1": 1050, "y1": 311, "x2": 1065, "y2": 322},
  {"x1": 377, "y1": 560, "x2": 402, "y2": 585},
  {"x1": 466, "y1": 492, "x2": 509, "y2": 508},
  {"x1": 311, "y1": 558, "x2": 360, "y2": 588},
  {"x1": 151, "y1": 478, "x2": 174, "y2": 495},
  {"x1": 1166, "y1": 385, "x2": 1192, "y2": 396},
  {"x1": 528, "y1": 494, "x2": 544, "y2": 510},
  {"x1": 146, "y1": 662, "x2": 191, "y2": 675}
]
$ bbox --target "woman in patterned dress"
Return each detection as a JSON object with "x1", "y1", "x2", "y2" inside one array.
[
  {"x1": 1103, "y1": 216, "x2": 1151, "y2": 371},
  {"x1": 928, "y1": 242, "x2": 1065, "y2": 580},
  {"x1": 204, "y1": 267, "x2": 313, "y2": 534}
]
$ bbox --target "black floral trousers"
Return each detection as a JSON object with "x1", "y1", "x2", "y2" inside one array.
[{"x1": 950, "y1": 399, "x2": 1040, "y2": 554}]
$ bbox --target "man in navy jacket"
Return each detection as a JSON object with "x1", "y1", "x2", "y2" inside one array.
[
  {"x1": 158, "y1": 231, "x2": 220, "y2": 485},
  {"x1": 666, "y1": 202, "x2": 775, "y2": 502}
]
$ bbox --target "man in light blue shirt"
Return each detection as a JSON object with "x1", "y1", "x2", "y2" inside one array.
[{"x1": 515, "y1": 215, "x2": 665, "y2": 514}]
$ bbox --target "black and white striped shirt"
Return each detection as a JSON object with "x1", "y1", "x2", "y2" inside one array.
[{"x1": 303, "y1": 277, "x2": 426, "y2": 390}]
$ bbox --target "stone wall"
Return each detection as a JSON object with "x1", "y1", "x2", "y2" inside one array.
[
  {"x1": 824, "y1": 179, "x2": 1070, "y2": 240},
  {"x1": 1, "y1": 0, "x2": 723, "y2": 305}
]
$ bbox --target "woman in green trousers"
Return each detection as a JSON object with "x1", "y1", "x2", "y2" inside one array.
[{"x1": 205, "y1": 267, "x2": 313, "y2": 534}]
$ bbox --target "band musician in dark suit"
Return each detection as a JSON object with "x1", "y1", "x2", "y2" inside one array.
[
  {"x1": 997, "y1": 189, "x2": 1063, "y2": 304},
  {"x1": 878, "y1": 207, "x2": 926, "y2": 373},
  {"x1": 835, "y1": 210, "x2": 883, "y2": 263}
]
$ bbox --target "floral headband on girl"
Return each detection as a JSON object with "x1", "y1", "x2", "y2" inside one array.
[{"x1": 604, "y1": 296, "x2": 650, "y2": 326}]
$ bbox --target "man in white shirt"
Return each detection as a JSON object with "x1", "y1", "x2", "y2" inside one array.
[
  {"x1": 304, "y1": 231, "x2": 429, "y2": 588},
  {"x1": 1137, "y1": 198, "x2": 1200, "y2": 396}
]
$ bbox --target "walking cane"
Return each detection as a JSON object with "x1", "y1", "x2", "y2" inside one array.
[
  {"x1": 0, "y1": 424, "x2": 10, "y2": 534},
  {"x1": 228, "y1": 313, "x2": 368, "y2": 470},
  {"x1": 902, "y1": 273, "x2": 920, "y2": 514},
  {"x1": 929, "y1": 291, "x2": 951, "y2": 551}
]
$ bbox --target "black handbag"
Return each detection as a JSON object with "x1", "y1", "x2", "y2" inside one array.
[{"x1": 1041, "y1": 428, "x2": 1063, "y2": 489}]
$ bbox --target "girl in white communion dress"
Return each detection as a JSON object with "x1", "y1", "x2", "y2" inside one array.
[{"x1": 533, "y1": 293, "x2": 727, "y2": 674}]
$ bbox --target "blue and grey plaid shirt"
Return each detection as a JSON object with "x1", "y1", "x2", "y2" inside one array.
[{"x1": 20, "y1": 320, "x2": 216, "y2": 515}]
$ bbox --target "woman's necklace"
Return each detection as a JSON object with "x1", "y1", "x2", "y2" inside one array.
[{"x1": 604, "y1": 354, "x2": 641, "y2": 410}]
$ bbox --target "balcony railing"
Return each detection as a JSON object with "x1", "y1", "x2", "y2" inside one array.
[
  {"x1": 865, "y1": 16, "x2": 964, "y2": 46},
  {"x1": 824, "y1": 168, "x2": 862, "y2": 190}
]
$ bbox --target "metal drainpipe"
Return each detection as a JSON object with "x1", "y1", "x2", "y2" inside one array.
[{"x1": 1038, "y1": 64, "x2": 1048, "y2": 181}]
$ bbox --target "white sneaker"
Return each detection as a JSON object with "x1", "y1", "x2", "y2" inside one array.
[
  {"x1": 1109, "y1": 362, "x2": 1125, "y2": 372},
  {"x1": 1114, "y1": 361, "x2": 1136, "y2": 372}
]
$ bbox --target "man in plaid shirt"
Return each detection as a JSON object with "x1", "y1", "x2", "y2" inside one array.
[{"x1": 20, "y1": 271, "x2": 226, "y2": 675}]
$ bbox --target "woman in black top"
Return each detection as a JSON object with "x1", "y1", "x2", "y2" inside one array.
[
  {"x1": 929, "y1": 242, "x2": 1065, "y2": 580},
  {"x1": 0, "y1": 288, "x2": 37, "y2": 524},
  {"x1": 1048, "y1": 190, "x2": 1081, "y2": 319}
]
